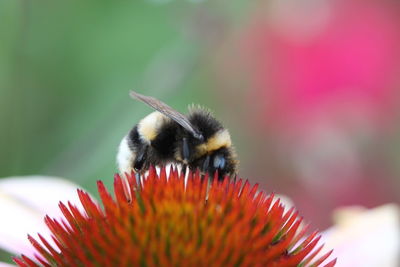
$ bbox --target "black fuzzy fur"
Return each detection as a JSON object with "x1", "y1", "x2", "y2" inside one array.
[
  {"x1": 126, "y1": 107, "x2": 237, "y2": 180},
  {"x1": 127, "y1": 125, "x2": 141, "y2": 152}
]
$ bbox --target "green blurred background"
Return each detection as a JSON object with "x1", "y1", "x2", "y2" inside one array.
[
  {"x1": 1, "y1": 0, "x2": 250, "y2": 193},
  {"x1": 1, "y1": 1, "x2": 400, "y2": 262}
]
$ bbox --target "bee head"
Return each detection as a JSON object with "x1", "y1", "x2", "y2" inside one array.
[
  {"x1": 190, "y1": 147, "x2": 237, "y2": 181},
  {"x1": 173, "y1": 107, "x2": 238, "y2": 180}
]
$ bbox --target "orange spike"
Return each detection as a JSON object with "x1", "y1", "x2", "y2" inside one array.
[{"x1": 15, "y1": 166, "x2": 334, "y2": 267}]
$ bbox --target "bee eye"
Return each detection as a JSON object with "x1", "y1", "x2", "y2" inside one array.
[{"x1": 213, "y1": 154, "x2": 225, "y2": 170}]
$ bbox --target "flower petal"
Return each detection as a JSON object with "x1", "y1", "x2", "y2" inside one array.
[
  {"x1": 0, "y1": 176, "x2": 85, "y2": 258},
  {"x1": 0, "y1": 262, "x2": 16, "y2": 267},
  {"x1": 321, "y1": 204, "x2": 400, "y2": 267}
]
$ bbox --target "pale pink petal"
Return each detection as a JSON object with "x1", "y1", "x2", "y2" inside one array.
[
  {"x1": 321, "y1": 204, "x2": 400, "y2": 267},
  {"x1": 0, "y1": 176, "x2": 84, "y2": 218},
  {"x1": 0, "y1": 262, "x2": 16, "y2": 267},
  {"x1": 0, "y1": 176, "x2": 85, "y2": 258}
]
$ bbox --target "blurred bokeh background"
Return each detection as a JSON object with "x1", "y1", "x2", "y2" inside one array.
[{"x1": 1, "y1": 0, "x2": 400, "y2": 243}]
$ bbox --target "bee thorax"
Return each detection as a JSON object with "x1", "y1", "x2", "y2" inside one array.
[{"x1": 137, "y1": 111, "x2": 170, "y2": 143}]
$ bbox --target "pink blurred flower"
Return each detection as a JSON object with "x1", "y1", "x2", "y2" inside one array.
[
  {"x1": 215, "y1": 0, "x2": 400, "y2": 227},
  {"x1": 245, "y1": 0, "x2": 400, "y2": 137}
]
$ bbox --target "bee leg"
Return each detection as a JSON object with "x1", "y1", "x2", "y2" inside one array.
[
  {"x1": 202, "y1": 155, "x2": 210, "y2": 173},
  {"x1": 201, "y1": 155, "x2": 210, "y2": 182},
  {"x1": 182, "y1": 164, "x2": 187, "y2": 176},
  {"x1": 133, "y1": 145, "x2": 148, "y2": 190},
  {"x1": 134, "y1": 145, "x2": 148, "y2": 172},
  {"x1": 182, "y1": 137, "x2": 190, "y2": 165},
  {"x1": 135, "y1": 172, "x2": 141, "y2": 190},
  {"x1": 181, "y1": 137, "x2": 191, "y2": 182}
]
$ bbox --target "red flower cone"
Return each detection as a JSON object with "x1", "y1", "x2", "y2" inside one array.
[{"x1": 14, "y1": 167, "x2": 336, "y2": 266}]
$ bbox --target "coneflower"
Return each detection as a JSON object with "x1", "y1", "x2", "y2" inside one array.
[{"x1": 14, "y1": 167, "x2": 336, "y2": 266}]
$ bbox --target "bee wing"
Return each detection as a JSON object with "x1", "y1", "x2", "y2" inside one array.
[{"x1": 130, "y1": 91, "x2": 204, "y2": 140}]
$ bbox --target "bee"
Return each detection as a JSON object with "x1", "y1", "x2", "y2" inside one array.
[{"x1": 117, "y1": 91, "x2": 238, "y2": 181}]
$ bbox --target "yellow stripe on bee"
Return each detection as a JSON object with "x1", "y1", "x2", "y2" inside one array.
[
  {"x1": 196, "y1": 129, "x2": 231, "y2": 156},
  {"x1": 138, "y1": 111, "x2": 169, "y2": 143}
]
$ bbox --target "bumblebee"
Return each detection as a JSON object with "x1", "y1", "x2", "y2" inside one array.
[{"x1": 117, "y1": 91, "x2": 238, "y2": 181}]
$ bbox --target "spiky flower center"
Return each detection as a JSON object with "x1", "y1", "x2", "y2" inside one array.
[{"x1": 15, "y1": 167, "x2": 335, "y2": 267}]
